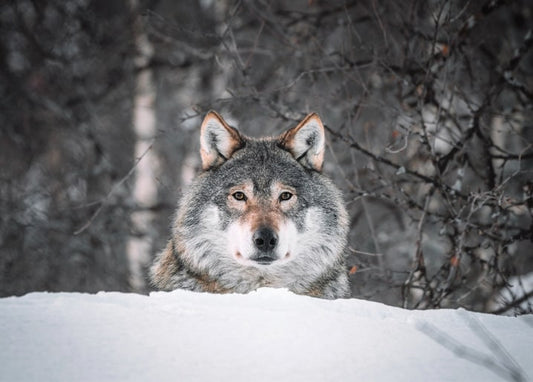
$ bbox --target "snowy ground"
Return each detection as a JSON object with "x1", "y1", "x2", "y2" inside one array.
[{"x1": 1, "y1": 288, "x2": 532, "y2": 382}]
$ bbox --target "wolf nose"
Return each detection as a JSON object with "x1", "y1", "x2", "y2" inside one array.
[{"x1": 253, "y1": 227, "x2": 278, "y2": 252}]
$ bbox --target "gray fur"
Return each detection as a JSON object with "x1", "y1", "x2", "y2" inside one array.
[{"x1": 150, "y1": 112, "x2": 349, "y2": 299}]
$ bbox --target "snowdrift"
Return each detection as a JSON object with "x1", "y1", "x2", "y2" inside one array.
[{"x1": 1, "y1": 288, "x2": 532, "y2": 381}]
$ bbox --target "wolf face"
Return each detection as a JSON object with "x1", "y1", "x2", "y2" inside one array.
[{"x1": 151, "y1": 111, "x2": 350, "y2": 299}]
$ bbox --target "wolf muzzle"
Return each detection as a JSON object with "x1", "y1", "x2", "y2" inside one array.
[{"x1": 251, "y1": 226, "x2": 279, "y2": 264}]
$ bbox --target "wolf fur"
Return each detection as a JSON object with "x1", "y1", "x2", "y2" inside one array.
[{"x1": 150, "y1": 111, "x2": 350, "y2": 299}]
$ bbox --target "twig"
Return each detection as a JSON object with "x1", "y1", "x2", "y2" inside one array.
[
  {"x1": 491, "y1": 290, "x2": 533, "y2": 315},
  {"x1": 402, "y1": 188, "x2": 432, "y2": 308},
  {"x1": 325, "y1": 124, "x2": 469, "y2": 200},
  {"x1": 73, "y1": 143, "x2": 154, "y2": 235}
]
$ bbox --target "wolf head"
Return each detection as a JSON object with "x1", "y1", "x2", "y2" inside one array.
[{"x1": 154, "y1": 111, "x2": 349, "y2": 297}]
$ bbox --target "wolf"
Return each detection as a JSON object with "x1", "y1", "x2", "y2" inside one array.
[{"x1": 150, "y1": 111, "x2": 350, "y2": 299}]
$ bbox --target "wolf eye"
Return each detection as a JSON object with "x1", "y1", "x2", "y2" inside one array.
[
  {"x1": 232, "y1": 191, "x2": 247, "y2": 201},
  {"x1": 279, "y1": 192, "x2": 293, "y2": 201}
]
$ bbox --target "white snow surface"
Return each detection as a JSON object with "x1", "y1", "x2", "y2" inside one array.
[{"x1": 1, "y1": 288, "x2": 532, "y2": 382}]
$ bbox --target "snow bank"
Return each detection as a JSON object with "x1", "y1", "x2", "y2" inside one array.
[{"x1": 1, "y1": 288, "x2": 532, "y2": 381}]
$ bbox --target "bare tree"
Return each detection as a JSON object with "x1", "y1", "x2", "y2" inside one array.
[{"x1": 1, "y1": 0, "x2": 531, "y2": 314}]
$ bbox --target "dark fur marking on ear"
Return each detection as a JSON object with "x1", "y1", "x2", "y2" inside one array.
[
  {"x1": 208, "y1": 131, "x2": 219, "y2": 147},
  {"x1": 208, "y1": 131, "x2": 228, "y2": 161},
  {"x1": 305, "y1": 133, "x2": 316, "y2": 147},
  {"x1": 295, "y1": 150, "x2": 309, "y2": 163}
]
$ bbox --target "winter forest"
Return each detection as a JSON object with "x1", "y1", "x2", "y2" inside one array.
[{"x1": 1, "y1": 0, "x2": 532, "y2": 314}]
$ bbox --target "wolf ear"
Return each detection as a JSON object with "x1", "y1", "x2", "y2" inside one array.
[
  {"x1": 279, "y1": 113, "x2": 325, "y2": 171},
  {"x1": 200, "y1": 111, "x2": 243, "y2": 170}
]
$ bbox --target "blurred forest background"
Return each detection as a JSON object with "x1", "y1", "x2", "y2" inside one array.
[{"x1": 1, "y1": 0, "x2": 532, "y2": 314}]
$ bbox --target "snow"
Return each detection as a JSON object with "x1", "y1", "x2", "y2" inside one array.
[{"x1": 1, "y1": 288, "x2": 532, "y2": 382}]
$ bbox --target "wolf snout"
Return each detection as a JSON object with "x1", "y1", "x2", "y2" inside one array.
[
  {"x1": 253, "y1": 227, "x2": 278, "y2": 252},
  {"x1": 250, "y1": 227, "x2": 279, "y2": 264}
]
